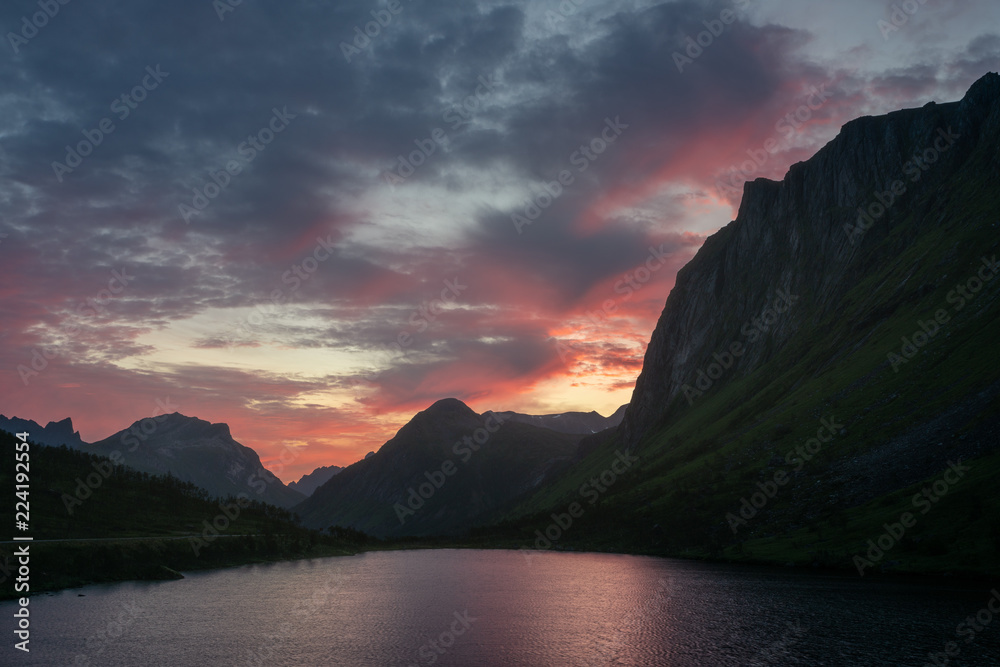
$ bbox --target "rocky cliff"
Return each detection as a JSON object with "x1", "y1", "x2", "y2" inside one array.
[{"x1": 621, "y1": 72, "x2": 1000, "y2": 448}]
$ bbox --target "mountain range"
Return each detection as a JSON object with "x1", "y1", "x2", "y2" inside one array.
[
  {"x1": 0, "y1": 402, "x2": 623, "y2": 524},
  {"x1": 295, "y1": 398, "x2": 587, "y2": 536},
  {"x1": 288, "y1": 465, "x2": 343, "y2": 496},
  {"x1": 4, "y1": 73, "x2": 999, "y2": 575},
  {"x1": 0, "y1": 413, "x2": 305, "y2": 509},
  {"x1": 503, "y1": 72, "x2": 1000, "y2": 573},
  {"x1": 0, "y1": 415, "x2": 85, "y2": 449},
  {"x1": 492, "y1": 405, "x2": 627, "y2": 435}
]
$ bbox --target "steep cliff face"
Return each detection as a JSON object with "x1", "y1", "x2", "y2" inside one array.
[
  {"x1": 503, "y1": 75, "x2": 1000, "y2": 574},
  {"x1": 622, "y1": 72, "x2": 1000, "y2": 448}
]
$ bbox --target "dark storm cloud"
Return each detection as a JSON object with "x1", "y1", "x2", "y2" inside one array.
[
  {"x1": 4, "y1": 0, "x2": 994, "y2": 426},
  {"x1": 0, "y1": 0, "x2": 817, "y2": 416}
]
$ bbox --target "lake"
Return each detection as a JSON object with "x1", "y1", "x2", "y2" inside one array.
[{"x1": 5, "y1": 549, "x2": 999, "y2": 665}]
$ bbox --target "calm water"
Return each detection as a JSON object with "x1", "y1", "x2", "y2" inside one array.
[{"x1": 5, "y1": 549, "x2": 1000, "y2": 666}]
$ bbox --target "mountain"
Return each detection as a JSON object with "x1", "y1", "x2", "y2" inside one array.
[
  {"x1": 621, "y1": 72, "x2": 1000, "y2": 449},
  {"x1": 0, "y1": 429, "x2": 368, "y2": 597},
  {"x1": 288, "y1": 465, "x2": 343, "y2": 496},
  {"x1": 295, "y1": 398, "x2": 583, "y2": 537},
  {"x1": 85, "y1": 413, "x2": 305, "y2": 509},
  {"x1": 0, "y1": 415, "x2": 85, "y2": 448},
  {"x1": 503, "y1": 73, "x2": 1000, "y2": 576},
  {"x1": 490, "y1": 405, "x2": 627, "y2": 435}
]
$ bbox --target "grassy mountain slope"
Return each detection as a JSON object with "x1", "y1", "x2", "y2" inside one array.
[{"x1": 495, "y1": 74, "x2": 1000, "y2": 577}]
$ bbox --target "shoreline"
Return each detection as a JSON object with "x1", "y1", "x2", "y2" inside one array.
[{"x1": 6, "y1": 536, "x2": 996, "y2": 601}]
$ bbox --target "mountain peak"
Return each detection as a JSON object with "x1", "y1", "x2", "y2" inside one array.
[
  {"x1": 963, "y1": 71, "x2": 1000, "y2": 103},
  {"x1": 620, "y1": 73, "x2": 1000, "y2": 448},
  {"x1": 87, "y1": 413, "x2": 302, "y2": 507},
  {"x1": 43, "y1": 417, "x2": 79, "y2": 440},
  {"x1": 0, "y1": 414, "x2": 85, "y2": 448},
  {"x1": 136, "y1": 412, "x2": 232, "y2": 438},
  {"x1": 44, "y1": 416, "x2": 74, "y2": 430},
  {"x1": 424, "y1": 398, "x2": 477, "y2": 417}
]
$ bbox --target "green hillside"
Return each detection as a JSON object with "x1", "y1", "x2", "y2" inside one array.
[
  {"x1": 494, "y1": 83, "x2": 1000, "y2": 578},
  {"x1": 0, "y1": 431, "x2": 372, "y2": 597}
]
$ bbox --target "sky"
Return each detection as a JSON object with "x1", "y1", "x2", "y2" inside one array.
[{"x1": 1, "y1": 0, "x2": 997, "y2": 482}]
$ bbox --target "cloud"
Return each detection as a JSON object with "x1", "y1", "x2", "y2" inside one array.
[{"x1": 2, "y1": 0, "x2": 997, "y2": 473}]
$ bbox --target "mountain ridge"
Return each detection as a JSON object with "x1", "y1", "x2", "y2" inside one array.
[
  {"x1": 85, "y1": 412, "x2": 305, "y2": 509},
  {"x1": 499, "y1": 73, "x2": 1000, "y2": 576},
  {"x1": 288, "y1": 465, "x2": 343, "y2": 496},
  {"x1": 295, "y1": 397, "x2": 585, "y2": 537},
  {"x1": 620, "y1": 71, "x2": 1000, "y2": 449},
  {"x1": 0, "y1": 415, "x2": 85, "y2": 449}
]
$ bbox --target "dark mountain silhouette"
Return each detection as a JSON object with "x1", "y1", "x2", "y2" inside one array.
[
  {"x1": 85, "y1": 413, "x2": 304, "y2": 508},
  {"x1": 504, "y1": 73, "x2": 1000, "y2": 576},
  {"x1": 491, "y1": 405, "x2": 627, "y2": 435},
  {"x1": 0, "y1": 415, "x2": 85, "y2": 448},
  {"x1": 288, "y1": 465, "x2": 343, "y2": 496},
  {"x1": 295, "y1": 398, "x2": 583, "y2": 537}
]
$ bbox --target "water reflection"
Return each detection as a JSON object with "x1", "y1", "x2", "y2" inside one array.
[{"x1": 2, "y1": 549, "x2": 997, "y2": 666}]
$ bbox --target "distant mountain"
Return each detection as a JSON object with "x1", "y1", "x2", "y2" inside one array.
[
  {"x1": 288, "y1": 465, "x2": 343, "y2": 496},
  {"x1": 0, "y1": 415, "x2": 85, "y2": 448},
  {"x1": 295, "y1": 398, "x2": 583, "y2": 537},
  {"x1": 490, "y1": 405, "x2": 627, "y2": 435},
  {"x1": 85, "y1": 413, "x2": 305, "y2": 509}
]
